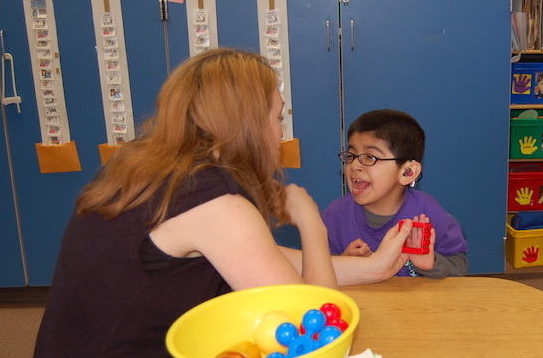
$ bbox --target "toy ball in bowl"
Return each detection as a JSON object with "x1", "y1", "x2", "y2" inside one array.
[{"x1": 166, "y1": 284, "x2": 360, "y2": 358}]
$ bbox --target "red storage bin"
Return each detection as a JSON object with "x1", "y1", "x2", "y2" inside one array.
[{"x1": 508, "y1": 162, "x2": 543, "y2": 211}]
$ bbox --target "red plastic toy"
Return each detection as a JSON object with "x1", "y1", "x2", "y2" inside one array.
[{"x1": 399, "y1": 220, "x2": 432, "y2": 255}]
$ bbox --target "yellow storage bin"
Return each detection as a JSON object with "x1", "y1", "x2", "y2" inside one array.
[{"x1": 506, "y1": 224, "x2": 543, "y2": 268}]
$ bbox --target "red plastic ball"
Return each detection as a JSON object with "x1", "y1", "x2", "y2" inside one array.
[
  {"x1": 320, "y1": 303, "x2": 341, "y2": 322},
  {"x1": 328, "y1": 318, "x2": 348, "y2": 332}
]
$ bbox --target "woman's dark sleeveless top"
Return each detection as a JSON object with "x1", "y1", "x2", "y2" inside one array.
[{"x1": 33, "y1": 167, "x2": 252, "y2": 357}]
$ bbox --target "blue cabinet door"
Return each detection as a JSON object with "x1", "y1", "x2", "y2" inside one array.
[
  {"x1": 122, "y1": 0, "x2": 173, "y2": 125},
  {"x1": 286, "y1": 0, "x2": 342, "y2": 211},
  {"x1": 341, "y1": 0, "x2": 510, "y2": 273},
  {"x1": 216, "y1": 0, "x2": 259, "y2": 53},
  {"x1": 270, "y1": 1, "x2": 343, "y2": 246},
  {"x1": 0, "y1": 0, "x2": 107, "y2": 285},
  {"x1": 0, "y1": 107, "x2": 26, "y2": 287},
  {"x1": 0, "y1": 0, "x2": 32, "y2": 287}
]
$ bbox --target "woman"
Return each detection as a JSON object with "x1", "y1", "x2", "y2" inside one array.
[{"x1": 34, "y1": 48, "x2": 413, "y2": 357}]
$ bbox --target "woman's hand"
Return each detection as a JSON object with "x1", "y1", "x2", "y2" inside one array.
[
  {"x1": 371, "y1": 220, "x2": 411, "y2": 277},
  {"x1": 283, "y1": 184, "x2": 337, "y2": 288},
  {"x1": 332, "y1": 220, "x2": 411, "y2": 285},
  {"x1": 283, "y1": 184, "x2": 321, "y2": 230}
]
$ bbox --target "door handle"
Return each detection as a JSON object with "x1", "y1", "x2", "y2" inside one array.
[
  {"x1": 0, "y1": 30, "x2": 22, "y2": 113},
  {"x1": 325, "y1": 20, "x2": 331, "y2": 51},
  {"x1": 159, "y1": 0, "x2": 168, "y2": 21},
  {"x1": 350, "y1": 19, "x2": 355, "y2": 51}
]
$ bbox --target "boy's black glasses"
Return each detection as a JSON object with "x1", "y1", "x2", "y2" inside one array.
[{"x1": 338, "y1": 151, "x2": 406, "y2": 166}]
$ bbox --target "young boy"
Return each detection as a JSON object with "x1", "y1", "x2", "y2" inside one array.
[{"x1": 322, "y1": 109, "x2": 468, "y2": 277}]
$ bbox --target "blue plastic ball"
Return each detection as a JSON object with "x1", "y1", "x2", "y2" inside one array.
[
  {"x1": 287, "y1": 335, "x2": 319, "y2": 358},
  {"x1": 318, "y1": 325, "x2": 342, "y2": 346},
  {"x1": 301, "y1": 309, "x2": 326, "y2": 335},
  {"x1": 267, "y1": 352, "x2": 286, "y2": 358},
  {"x1": 276, "y1": 322, "x2": 299, "y2": 346}
]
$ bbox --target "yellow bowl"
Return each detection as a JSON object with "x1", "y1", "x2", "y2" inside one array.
[{"x1": 166, "y1": 284, "x2": 359, "y2": 358}]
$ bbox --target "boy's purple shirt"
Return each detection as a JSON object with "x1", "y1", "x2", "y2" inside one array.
[{"x1": 322, "y1": 187, "x2": 468, "y2": 276}]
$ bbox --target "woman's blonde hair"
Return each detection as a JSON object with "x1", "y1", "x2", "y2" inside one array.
[{"x1": 76, "y1": 48, "x2": 288, "y2": 228}]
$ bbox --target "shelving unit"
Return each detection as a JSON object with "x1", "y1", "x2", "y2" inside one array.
[
  {"x1": 509, "y1": 158, "x2": 543, "y2": 162},
  {"x1": 506, "y1": 52, "x2": 543, "y2": 270},
  {"x1": 511, "y1": 104, "x2": 543, "y2": 109}
]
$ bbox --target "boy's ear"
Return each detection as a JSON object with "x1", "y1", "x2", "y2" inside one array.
[{"x1": 399, "y1": 161, "x2": 422, "y2": 186}]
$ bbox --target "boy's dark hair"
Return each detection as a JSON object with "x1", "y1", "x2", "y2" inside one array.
[{"x1": 348, "y1": 109, "x2": 425, "y2": 163}]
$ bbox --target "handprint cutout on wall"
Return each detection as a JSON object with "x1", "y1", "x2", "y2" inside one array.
[
  {"x1": 519, "y1": 136, "x2": 538, "y2": 155},
  {"x1": 515, "y1": 187, "x2": 534, "y2": 206},
  {"x1": 522, "y1": 245, "x2": 539, "y2": 263},
  {"x1": 512, "y1": 74, "x2": 532, "y2": 94}
]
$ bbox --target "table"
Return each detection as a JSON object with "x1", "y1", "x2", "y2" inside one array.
[{"x1": 341, "y1": 277, "x2": 543, "y2": 358}]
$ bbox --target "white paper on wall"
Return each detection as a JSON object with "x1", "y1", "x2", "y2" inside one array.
[
  {"x1": 91, "y1": 0, "x2": 135, "y2": 145},
  {"x1": 23, "y1": 0, "x2": 71, "y2": 145},
  {"x1": 186, "y1": 0, "x2": 218, "y2": 56},
  {"x1": 257, "y1": 0, "x2": 294, "y2": 140}
]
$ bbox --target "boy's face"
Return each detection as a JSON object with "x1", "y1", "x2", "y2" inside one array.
[{"x1": 345, "y1": 131, "x2": 406, "y2": 215}]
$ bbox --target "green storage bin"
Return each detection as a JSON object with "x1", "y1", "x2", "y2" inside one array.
[{"x1": 510, "y1": 110, "x2": 543, "y2": 159}]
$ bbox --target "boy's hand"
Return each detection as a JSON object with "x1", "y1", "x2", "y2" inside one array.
[
  {"x1": 341, "y1": 238, "x2": 372, "y2": 257},
  {"x1": 407, "y1": 214, "x2": 436, "y2": 270}
]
